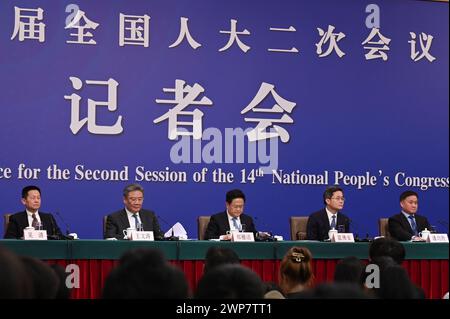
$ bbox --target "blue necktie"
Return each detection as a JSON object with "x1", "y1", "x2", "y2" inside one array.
[
  {"x1": 232, "y1": 217, "x2": 241, "y2": 231},
  {"x1": 330, "y1": 215, "x2": 336, "y2": 229},
  {"x1": 408, "y1": 215, "x2": 418, "y2": 235},
  {"x1": 132, "y1": 214, "x2": 139, "y2": 229}
]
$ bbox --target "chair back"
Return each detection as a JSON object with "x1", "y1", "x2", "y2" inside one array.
[
  {"x1": 197, "y1": 216, "x2": 211, "y2": 240},
  {"x1": 379, "y1": 218, "x2": 390, "y2": 237},
  {"x1": 290, "y1": 216, "x2": 309, "y2": 240},
  {"x1": 103, "y1": 215, "x2": 108, "y2": 238},
  {"x1": 4, "y1": 213, "x2": 12, "y2": 236}
]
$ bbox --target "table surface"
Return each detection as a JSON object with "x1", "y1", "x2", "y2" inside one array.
[{"x1": 1, "y1": 239, "x2": 448, "y2": 260}]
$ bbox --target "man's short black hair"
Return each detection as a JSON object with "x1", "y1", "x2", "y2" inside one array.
[
  {"x1": 22, "y1": 186, "x2": 41, "y2": 199},
  {"x1": 400, "y1": 190, "x2": 418, "y2": 202},
  {"x1": 204, "y1": 247, "x2": 240, "y2": 274},
  {"x1": 226, "y1": 189, "x2": 246, "y2": 204},
  {"x1": 323, "y1": 186, "x2": 343, "y2": 205},
  {"x1": 369, "y1": 237, "x2": 406, "y2": 265},
  {"x1": 103, "y1": 248, "x2": 189, "y2": 299},
  {"x1": 195, "y1": 264, "x2": 264, "y2": 299}
]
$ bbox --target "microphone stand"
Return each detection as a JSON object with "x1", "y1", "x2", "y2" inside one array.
[
  {"x1": 157, "y1": 215, "x2": 179, "y2": 241},
  {"x1": 254, "y1": 217, "x2": 275, "y2": 242},
  {"x1": 54, "y1": 212, "x2": 74, "y2": 240},
  {"x1": 349, "y1": 219, "x2": 372, "y2": 242}
]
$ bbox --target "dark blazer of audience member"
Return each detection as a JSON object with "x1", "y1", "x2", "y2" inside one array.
[
  {"x1": 204, "y1": 189, "x2": 257, "y2": 240},
  {"x1": 377, "y1": 264, "x2": 424, "y2": 299},
  {"x1": 4, "y1": 185, "x2": 64, "y2": 240},
  {"x1": 104, "y1": 184, "x2": 164, "y2": 240},
  {"x1": 278, "y1": 246, "x2": 314, "y2": 298},
  {"x1": 306, "y1": 186, "x2": 350, "y2": 241},
  {"x1": 388, "y1": 190, "x2": 431, "y2": 241}
]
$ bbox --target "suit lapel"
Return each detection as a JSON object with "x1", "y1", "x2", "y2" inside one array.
[
  {"x1": 119, "y1": 209, "x2": 131, "y2": 228},
  {"x1": 321, "y1": 209, "x2": 330, "y2": 231},
  {"x1": 400, "y1": 213, "x2": 414, "y2": 235},
  {"x1": 139, "y1": 211, "x2": 151, "y2": 230},
  {"x1": 19, "y1": 211, "x2": 29, "y2": 229},
  {"x1": 221, "y1": 212, "x2": 231, "y2": 233}
]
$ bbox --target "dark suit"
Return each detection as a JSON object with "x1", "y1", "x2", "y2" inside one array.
[
  {"x1": 306, "y1": 208, "x2": 350, "y2": 241},
  {"x1": 4, "y1": 211, "x2": 64, "y2": 239},
  {"x1": 388, "y1": 213, "x2": 431, "y2": 241},
  {"x1": 204, "y1": 211, "x2": 257, "y2": 240},
  {"x1": 104, "y1": 209, "x2": 164, "y2": 240}
]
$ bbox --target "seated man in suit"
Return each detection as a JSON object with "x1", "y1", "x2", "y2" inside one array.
[
  {"x1": 204, "y1": 189, "x2": 257, "y2": 240},
  {"x1": 104, "y1": 183, "x2": 164, "y2": 240},
  {"x1": 306, "y1": 186, "x2": 350, "y2": 241},
  {"x1": 388, "y1": 190, "x2": 431, "y2": 241},
  {"x1": 4, "y1": 185, "x2": 64, "y2": 239}
]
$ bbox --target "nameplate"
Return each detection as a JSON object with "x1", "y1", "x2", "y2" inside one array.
[
  {"x1": 24, "y1": 229, "x2": 48, "y2": 240},
  {"x1": 232, "y1": 232, "x2": 255, "y2": 242},
  {"x1": 131, "y1": 231, "x2": 154, "y2": 241},
  {"x1": 332, "y1": 233, "x2": 355, "y2": 243},
  {"x1": 427, "y1": 233, "x2": 449, "y2": 243}
]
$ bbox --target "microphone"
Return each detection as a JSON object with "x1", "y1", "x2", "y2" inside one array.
[
  {"x1": 55, "y1": 211, "x2": 70, "y2": 236},
  {"x1": 157, "y1": 215, "x2": 178, "y2": 241},
  {"x1": 53, "y1": 212, "x2": 74, "y2": 240},
  {"x1": 348, "y1": 219, "x2": 371, "y2": 242},
  {"x1": 47, "y1": 214, "x2": 61, "y2": 240},
  {"x1": 253, "y1": 216, "x2": 275, "y2": 242}
]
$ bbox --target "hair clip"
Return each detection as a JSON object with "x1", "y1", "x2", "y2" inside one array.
[{"x1": 291, "y1": 252, "x2": 304, "y2": 263}]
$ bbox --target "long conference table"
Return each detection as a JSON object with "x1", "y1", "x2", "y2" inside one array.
[{"x1": 1, "y1": 240, "x2": 448, "y2": 299}]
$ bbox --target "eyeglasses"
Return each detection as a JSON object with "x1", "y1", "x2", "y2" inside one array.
[
  {"x1": 331, "y1": 197, "x2": 345, "y2": 201},
  {"x1": 128, "y1": 197, "x2": 144, "y2": 203}
]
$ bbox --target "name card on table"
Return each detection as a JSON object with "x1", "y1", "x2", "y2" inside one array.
[
  {"x1": 24, "y1": 229, "x2": 47, "y2": 240},
  {"x1": 232, "y1": 232, "x2": 255, "y2": 242},
  {"x1": 427, "y1": 233, "x2": 449, "y2": 243},
  {"x1": 131, "y1": 231, "x2": 154, "y2": 241},
  {"x1": 332, "y1": 233, "x2": 355, "y2": 243}
]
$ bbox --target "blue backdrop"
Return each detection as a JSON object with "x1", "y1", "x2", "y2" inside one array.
[{"x1": 0, "y1": 0, "x2": 448, "y2": 239}]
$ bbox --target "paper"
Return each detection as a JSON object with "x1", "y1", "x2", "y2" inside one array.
[{"x1": 164, "y1": 222, "x2": 188, "y2": 238}]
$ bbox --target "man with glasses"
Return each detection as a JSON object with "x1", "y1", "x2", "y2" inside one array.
[
  {"x1": 306, "y1": 186, "x2": 350, "y2": 241},
  {"x1": 388, "y1": 190, "x2": 431, "y2": 241},
  {"x1": 104, "y1": 183, "x2": 164, "y2": 240},
  {"x1": 204, "y1": 189, "x2": 257, "y2": 240}
]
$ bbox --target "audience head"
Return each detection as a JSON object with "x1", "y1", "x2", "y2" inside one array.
[
  {"x1": 0, "y1": 246, "x2": 32, "y2": 298},
  {"x1": 204, "y1": 246, "x2": 240, "y2": 274},
  {"x1": 279, "y1": 246, "x2": 314, "y2": 295},
  {"x1": 49, "y1": 264, "x2": 71, "y2": 299},
  {"x1": 195, "y1": 264, "x2": 264, "y2": 299},
  {"x1": 369, "y1": 237, "x2": 405, "y2": 265},
  {"x1": 305, "y1": 282, "x2": 369, "y2": 299},
  {"x1": 103, "y1": 248, "x2": 189, "y2": 299},
  {"x1": 20, "y1": 256, "x2": 60, "y2": 299},
  {"x1": 334, "y1": 256, "x2": 366, "y2": 287},
  {"x1": 119, "y1": 247, "x2": 166, "y2": 268},
  {"x1": 377, "y1": 264, "x2": 423, "y2": 299}
]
